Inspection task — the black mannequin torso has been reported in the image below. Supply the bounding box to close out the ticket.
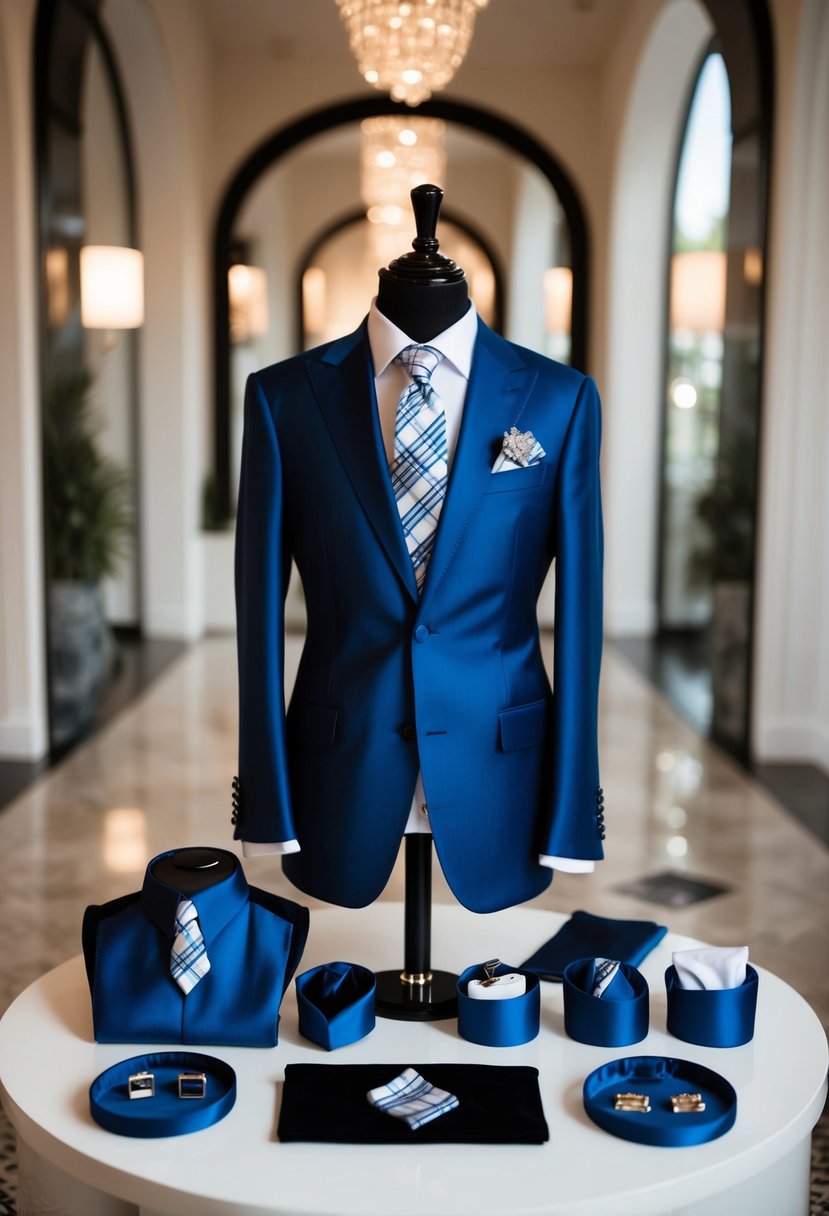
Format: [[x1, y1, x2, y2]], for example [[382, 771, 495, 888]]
[[375, 183, 469, 344]]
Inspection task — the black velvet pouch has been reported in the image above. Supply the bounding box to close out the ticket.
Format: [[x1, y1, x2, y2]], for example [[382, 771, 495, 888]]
[[277, 1063, 549, 1144]]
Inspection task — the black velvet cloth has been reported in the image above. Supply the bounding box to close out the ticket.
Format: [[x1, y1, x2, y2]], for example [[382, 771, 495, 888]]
[[277, 1063, 549, 1144]]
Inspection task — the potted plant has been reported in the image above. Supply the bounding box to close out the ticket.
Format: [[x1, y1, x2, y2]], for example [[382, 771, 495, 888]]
[[43, 370, 132, 745], [688, 429, 757, 749]]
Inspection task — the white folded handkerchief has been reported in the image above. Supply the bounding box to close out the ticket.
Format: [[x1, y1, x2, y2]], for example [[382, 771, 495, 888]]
[[492, 440, 546, 474], [367, 1067, 459, 1131], [673, 946, 749, 991]]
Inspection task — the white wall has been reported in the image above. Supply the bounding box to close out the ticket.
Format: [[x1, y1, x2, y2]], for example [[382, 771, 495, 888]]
[[0, 0, 48, 759], [753, 0, 829, 769], [103, 0, 212, 640], [602, 0, 714, 637]]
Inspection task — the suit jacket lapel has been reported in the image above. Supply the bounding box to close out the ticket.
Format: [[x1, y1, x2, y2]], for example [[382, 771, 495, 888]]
[[306, 323, 420, 603], [421, 319, 538, 604]]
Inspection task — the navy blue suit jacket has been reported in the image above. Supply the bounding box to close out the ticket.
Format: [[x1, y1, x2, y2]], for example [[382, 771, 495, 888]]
[[234, 318, 604, 914]]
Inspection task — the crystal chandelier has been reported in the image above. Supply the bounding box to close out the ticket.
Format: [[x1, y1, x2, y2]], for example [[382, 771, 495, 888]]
[[336, 0, 489, 106], [361, 116, 447, 222]]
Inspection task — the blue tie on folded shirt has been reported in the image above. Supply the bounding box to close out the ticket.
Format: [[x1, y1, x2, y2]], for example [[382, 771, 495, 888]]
[[521, 911, 668, 981]]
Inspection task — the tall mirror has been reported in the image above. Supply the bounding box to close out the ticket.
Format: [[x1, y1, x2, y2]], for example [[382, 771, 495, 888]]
[[36, 0, 141, 750]]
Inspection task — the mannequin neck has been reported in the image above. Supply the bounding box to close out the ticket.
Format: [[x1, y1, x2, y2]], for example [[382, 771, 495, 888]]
[[375, 277, 470, 344]]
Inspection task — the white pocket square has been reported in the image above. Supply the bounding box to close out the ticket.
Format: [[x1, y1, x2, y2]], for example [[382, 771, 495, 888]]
[[492, 427, 546, 473]]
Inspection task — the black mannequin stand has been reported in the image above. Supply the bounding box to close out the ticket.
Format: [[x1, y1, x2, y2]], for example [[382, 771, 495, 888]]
[[374, 185, 464, 1021], [374, 836, 458, 1021]]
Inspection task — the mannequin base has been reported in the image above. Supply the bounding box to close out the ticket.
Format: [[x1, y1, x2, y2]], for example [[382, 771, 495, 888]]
[[374, 968, 458, 1021]]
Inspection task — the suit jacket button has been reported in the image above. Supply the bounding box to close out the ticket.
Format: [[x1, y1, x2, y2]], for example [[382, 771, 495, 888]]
[[414, 625, 430, 644], [399, 724, 417, 742]]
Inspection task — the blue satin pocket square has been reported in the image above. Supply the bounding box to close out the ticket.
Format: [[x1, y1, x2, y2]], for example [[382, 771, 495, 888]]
[[296, 961, 376, 1051], [521, 910, 668, 981]]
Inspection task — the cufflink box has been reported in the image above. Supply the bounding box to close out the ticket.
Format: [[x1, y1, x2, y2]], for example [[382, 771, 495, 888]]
[[563, 959, 649, 1047], [456, 961, 540, 1047], [665, 963, 759, 1048]]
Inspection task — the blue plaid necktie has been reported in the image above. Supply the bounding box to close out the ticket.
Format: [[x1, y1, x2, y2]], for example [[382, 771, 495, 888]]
[[170, 898, 211, 994], [391, 344, 447, 592]]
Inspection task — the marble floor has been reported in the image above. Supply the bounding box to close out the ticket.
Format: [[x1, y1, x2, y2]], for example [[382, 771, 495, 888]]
[[0, 634, 826, 1027]]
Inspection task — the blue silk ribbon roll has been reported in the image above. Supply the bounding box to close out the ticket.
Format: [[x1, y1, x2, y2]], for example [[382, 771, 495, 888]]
[[295, 961, 376, 1050], [456, 962, 540, 1047], [89, 1051, 236, 1138], [583, 1055, 737, 1147], [563, 959, 649, 1046], [665, 964, 759, 1047]]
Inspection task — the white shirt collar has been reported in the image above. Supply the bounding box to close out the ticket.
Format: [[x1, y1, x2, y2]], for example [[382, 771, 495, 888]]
[[367, 297, 478, 380]]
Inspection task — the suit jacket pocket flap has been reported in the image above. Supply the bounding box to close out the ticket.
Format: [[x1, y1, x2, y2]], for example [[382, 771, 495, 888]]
[[499, 699, 548, 752], [295, 700, 339, 747]]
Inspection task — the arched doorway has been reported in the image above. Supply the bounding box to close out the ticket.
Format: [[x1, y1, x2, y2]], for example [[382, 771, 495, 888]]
[[606, 0, 773, 763], [34, 0, 142, 748]]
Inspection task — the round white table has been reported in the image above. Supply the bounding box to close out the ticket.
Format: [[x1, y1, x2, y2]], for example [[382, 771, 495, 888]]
[[1, 904, 826, 1216]]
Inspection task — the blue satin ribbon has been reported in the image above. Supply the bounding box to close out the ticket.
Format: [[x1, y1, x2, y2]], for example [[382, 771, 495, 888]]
[[89, 1051, 236, 1138], [456, 962, 540, 1047], [665, 964, 759, 1048], [295, 961, 376, 1050], [563, 959, 649, 1046], [583, 1055, 737, 1147]]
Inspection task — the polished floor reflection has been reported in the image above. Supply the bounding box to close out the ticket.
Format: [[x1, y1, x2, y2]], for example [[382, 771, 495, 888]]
[[0, 636, 826, 1031]]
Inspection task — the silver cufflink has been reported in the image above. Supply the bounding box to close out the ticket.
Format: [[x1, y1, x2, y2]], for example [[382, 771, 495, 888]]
[[128, 1071, 155, 1100], [178, 1071, 207, 1099]]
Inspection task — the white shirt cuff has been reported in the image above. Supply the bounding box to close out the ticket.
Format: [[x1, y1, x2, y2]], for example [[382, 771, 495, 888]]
[[241, 839, 301, 858], [539, 854, 596, 873]]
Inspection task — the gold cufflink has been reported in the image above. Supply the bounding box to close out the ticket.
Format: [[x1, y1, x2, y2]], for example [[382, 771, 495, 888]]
[[671, 1092, 706, 1113], [613, 1092, 651, 1113], [128, 1071, 155, 1100], [178, 1071, 207, 1099]]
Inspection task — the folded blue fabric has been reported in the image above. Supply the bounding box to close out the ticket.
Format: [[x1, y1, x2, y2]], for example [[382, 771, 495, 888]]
[[521, 911, 668, 981], [563, 959, 649, 1046], [295, 961, 376, 1050]]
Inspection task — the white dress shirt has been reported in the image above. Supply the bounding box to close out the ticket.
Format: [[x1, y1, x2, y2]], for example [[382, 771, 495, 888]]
[[243, 300, 594, 874]]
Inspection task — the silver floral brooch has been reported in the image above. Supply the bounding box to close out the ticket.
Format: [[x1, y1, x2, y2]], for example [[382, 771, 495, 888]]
[[501, 427, 538, 467]]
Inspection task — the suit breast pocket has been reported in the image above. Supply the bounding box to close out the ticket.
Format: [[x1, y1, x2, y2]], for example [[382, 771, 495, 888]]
[[485, 463, 547, 494]]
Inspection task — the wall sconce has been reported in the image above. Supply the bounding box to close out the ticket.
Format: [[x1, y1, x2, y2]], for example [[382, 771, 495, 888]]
[[45, 246, 71, 329], [302, 267, 327, 339], [543, 267, 572, 335], [228, 263, 269, 344], [80, 245, 145, 333], [670, 251, 726, 334]]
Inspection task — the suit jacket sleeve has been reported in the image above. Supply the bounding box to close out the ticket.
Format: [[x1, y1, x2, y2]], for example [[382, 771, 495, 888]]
[[542, 373, 604, 860], [234, 372, 297, 845]]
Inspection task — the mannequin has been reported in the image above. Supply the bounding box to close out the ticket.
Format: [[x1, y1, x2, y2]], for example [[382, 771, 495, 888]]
[[375, 183, 469, 341], [370, 184, 470, 1019]]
